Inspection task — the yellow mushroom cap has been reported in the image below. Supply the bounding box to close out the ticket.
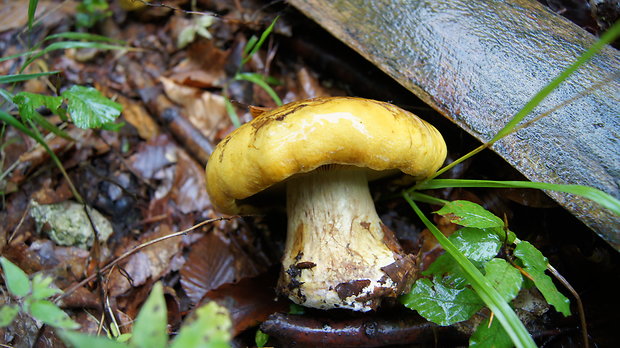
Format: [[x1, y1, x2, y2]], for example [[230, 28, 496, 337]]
[[205, 96, 447, 214]]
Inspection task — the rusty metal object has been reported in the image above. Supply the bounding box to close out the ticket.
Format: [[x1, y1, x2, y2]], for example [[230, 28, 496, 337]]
[[287, 0, 620, 250]]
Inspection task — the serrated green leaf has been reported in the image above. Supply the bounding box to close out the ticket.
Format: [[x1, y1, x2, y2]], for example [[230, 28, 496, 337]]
[[0, 304, 19, 327], [13, 92, 63, 121], [255, 329, 269, 347], [514, 242, 570, 316], [484, 258, 523, 302], [470, 317, 513, 348], [131, 282, 167, 348], [0, 257, 31, 297], [29, 300, 80, 329], [450, 227, 502, 262], [62, 85, 122, 129], [171, 301, 232, 348], [60, 330, 130, 348], [400, 278, 483, 326], [12, 92, 72, 140], [31, 274, 62, 300], [404, 195, 536, 348], [435, 200, 504, 229]]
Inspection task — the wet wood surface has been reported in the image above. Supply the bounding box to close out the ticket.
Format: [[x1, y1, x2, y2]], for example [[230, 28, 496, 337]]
[[288, 0, 620, 250]]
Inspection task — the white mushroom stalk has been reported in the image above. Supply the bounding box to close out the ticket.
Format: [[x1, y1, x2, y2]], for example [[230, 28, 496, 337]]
[[279, 166, 415, 311]]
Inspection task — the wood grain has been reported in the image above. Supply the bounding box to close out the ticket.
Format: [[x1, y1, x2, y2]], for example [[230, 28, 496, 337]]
[[288, 0, 620, 249]]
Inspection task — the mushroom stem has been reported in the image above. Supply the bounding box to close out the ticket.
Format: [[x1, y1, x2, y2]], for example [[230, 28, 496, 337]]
[[279, 166, 415, 311]]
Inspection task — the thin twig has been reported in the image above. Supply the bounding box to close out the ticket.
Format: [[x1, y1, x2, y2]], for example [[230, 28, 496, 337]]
[[56, 216, 235, 301], [547, 264, 588, 348]]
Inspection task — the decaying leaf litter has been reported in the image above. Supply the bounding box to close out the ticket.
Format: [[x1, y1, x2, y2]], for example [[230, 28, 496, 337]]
[[0, 0, 619, 347]]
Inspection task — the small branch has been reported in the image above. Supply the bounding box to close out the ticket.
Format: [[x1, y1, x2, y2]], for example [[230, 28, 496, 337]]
[[547, 264, 589, 348], [56, 216, 235, 301]]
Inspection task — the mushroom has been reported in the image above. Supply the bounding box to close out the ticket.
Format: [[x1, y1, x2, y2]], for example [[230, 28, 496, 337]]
[[206, 97, 447, 311]]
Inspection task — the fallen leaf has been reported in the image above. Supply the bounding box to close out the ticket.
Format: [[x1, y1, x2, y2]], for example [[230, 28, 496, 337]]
[[180, 229, 268, 304], [160, 77, 229, 140], [108, 224, 182, 296]]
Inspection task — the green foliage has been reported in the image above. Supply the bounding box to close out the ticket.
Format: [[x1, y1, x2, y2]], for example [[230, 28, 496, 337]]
[[435, 201, 504, 229], [401, 277, 483, 326], [514, 242, 571, 316], [178, 14, 216, 49], [470, 317, 512, 348], [255, 329, 269, 347], [131, 283, 168, 348], [0, 257, 80, 329], [76, 0, 112, 28], [0, 257, 31, 297], [402, 22, 620, 348], [59, 283, 233, 348], [224, 17, 282, 126], [62, 85, 123, 129], [170, 301, 232, 348]]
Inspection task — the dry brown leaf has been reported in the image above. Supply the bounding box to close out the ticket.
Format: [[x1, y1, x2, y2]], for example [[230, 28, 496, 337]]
[[168, 38, 230, 88], [108, 224, 182, 296], [180, 230, 267, 304], [160, 77, 229, 140], [116, 95, 160, 140], [169, 149, 211, 214]]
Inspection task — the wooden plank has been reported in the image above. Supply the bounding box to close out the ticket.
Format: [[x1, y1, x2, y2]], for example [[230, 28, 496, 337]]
[[288, 0, 620, 249]]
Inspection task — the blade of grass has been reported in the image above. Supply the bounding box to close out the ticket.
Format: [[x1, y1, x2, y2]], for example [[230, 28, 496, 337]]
[[426, 21, 620, 181], [0, 72, 60, 84], [406, 191, 449, 205], [241, 17, 279, 65], [403, 194, 536, 348], [28, 0, 39, 30], [224, 99, 241, 128], [44, 32, 126, 44], [414, 179, 620, 216], [0, 110, 38, 139], [491, 20, 620, 143], [235, 73, 283, 106], [20, 41, 135, 72]]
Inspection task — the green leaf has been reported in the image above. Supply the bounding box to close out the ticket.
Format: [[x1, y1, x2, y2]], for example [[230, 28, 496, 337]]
[[470, 317, 513, 348], [62, 85, 122, 129], [423, 253, 469, 288], [29, 300, 80, 329], [400, 278, 483, 326], [514, 242, 570, 316], [60, 330, 130, 348], [131, 282, 167, 348], [171, 301, 232, 348], [435, 200, 504, 229], [417, 179, 620, 217], [0, 257, 31, 297], [13, 92, 63, 120], [403, 195, 536, 348], [484, 258, 523, 302], [449, 227, 502, 262], [255, 329, 269, 347], [31, 274, 62, 300], [13, 92, 72, 140], [0, 304, 19, 327], [0, 71, 60, 84]]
